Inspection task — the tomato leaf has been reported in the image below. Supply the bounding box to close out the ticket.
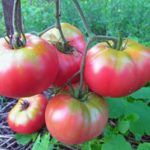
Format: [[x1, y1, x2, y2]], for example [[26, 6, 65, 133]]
[[128, 87, 150, 101], [125, 101, 150, 137], [32, 132, 58, 150], [117, 113, 139, 134], [137, 143, 150, 150], [106, 97, 150, 137], [117, 120, 130, 134], [104, 125, 116, 137], [15, 133, 38, 146], [102, 134, 132, 150], [32, 133, 50, 150], [106, 97, 126, 118], [80, 139, 102, 150]]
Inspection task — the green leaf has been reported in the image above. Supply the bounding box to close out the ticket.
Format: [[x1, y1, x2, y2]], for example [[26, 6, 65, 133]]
[[31, 134, 41, 150], [15, 133, 38, 146], [128, 87, 150, 101], [32, 133, 51, 150], [125, 101, 150, 136], [137, 143, 150, 150], [106, 97, 126, 118], [106, 97, 150, 137], [80, 139, 102, 150], [104, 125, 116, 137], [118, 120, 130, 134], [117, 113, 139, 134], [124, 113, 139, 122], [102, 134, 132, 150]]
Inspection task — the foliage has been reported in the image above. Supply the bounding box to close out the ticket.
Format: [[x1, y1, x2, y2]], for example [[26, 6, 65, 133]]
[[0, 0, 150, 46], [0, 0, 150, 149], [15, 133, 38, 146], [15, 86, 150, 150]]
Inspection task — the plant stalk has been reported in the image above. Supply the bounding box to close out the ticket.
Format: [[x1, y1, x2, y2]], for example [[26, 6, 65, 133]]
[[2, 0, 14, 38], [12, 0, 26, 48], [72, 0, 93, 38], [55, 0, 67, 49]]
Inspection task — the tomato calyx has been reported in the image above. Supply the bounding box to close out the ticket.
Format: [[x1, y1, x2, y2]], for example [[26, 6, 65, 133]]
[[3, 0, 26, 50], [21, 100, 30, 110], [11, 0, 26, 49], [6, 32, 26, 49], [106, 35, 128, 51], [52, 41, 77, 54], [69, 86, 89, 102]]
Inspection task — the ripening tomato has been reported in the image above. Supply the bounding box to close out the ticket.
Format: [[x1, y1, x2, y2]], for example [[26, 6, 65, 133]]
[[8, 94, 48, 134], [41, 23, 86, 86], [84, 39, 150, 97], [0, 34, 58, 98], [45, 93, 108, 144]]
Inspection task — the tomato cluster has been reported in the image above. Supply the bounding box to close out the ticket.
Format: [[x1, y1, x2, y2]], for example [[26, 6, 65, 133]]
[[2, 23, 150, 145]]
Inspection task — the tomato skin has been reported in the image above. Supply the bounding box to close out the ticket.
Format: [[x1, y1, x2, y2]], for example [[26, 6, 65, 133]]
[[84, 39, 150, 97], [41, 23, 86, 86], [45, 93, 108, 144], [7, 94, 48, 134], [0, 34, 58, 98]]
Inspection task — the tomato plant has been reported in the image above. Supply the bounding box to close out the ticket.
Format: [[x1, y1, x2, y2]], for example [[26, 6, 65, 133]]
[[8, 94, 48, 134], [0, 34, 58, 98], [45, 93, 108, 144], [41, 23, 86, 86], [84, 39, 150, 97]]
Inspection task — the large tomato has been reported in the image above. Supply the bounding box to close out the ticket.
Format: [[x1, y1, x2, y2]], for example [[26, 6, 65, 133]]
[[8, 94, 48, 134], [45, 93, 108, 144], [0, 34, 58, 98], [41, 23, 86, 86], [84, 39, 150, 97]]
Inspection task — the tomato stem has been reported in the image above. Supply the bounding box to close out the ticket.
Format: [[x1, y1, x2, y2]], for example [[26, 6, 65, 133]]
[[21, 100, 30, 110], [2, 0, 26, 49], [55, 0, 67, 51], [67, 82, 75, 96], [12, 0, 26, 49], [65, 71, 80, 86], [72, 0, 93, 38], [115, 33, 124, 50]]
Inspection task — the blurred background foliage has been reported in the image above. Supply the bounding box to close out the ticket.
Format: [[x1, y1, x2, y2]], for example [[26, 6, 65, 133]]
[[0, 0, 150, 46]]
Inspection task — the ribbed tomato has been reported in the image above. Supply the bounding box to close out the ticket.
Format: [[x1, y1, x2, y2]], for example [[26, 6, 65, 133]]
[[0, 34, 58, 98], [84, 39, 150, 97], [45, 93, 108, 144], [8, 94, 48, 134], [41, 23, 86, 86]]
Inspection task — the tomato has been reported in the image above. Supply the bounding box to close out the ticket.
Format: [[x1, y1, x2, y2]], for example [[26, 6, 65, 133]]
[[84, 39, 150, 97], [0, 34, 58, 98], [45, 93, 108, 144], [41, 23, 86, 86], [7, 94, 48, 134]]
